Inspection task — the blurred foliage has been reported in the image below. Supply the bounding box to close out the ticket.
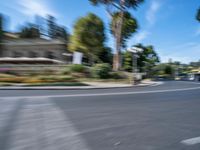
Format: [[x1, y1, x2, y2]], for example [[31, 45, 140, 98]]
[[197, 7, 200, 22], [123, 51, 133, 72], [47, 15, 69, 41], [0, 75, 77, 83], [123, 44, 159, 78], [0, 73, 16, 78], [19, 24, 40, 38], [0, 14, 3, 41], [109, 71, 127, 79], [89, 0, 144, 9], [0, 77, 27, 83], [96, 47, 113, 64], [62, 68, 71, 75], [69, 13, 106, 65], [89, 0, 144, 71], [92, 63, 111, 79], [69, 64, 86, 73], [0, 14, 4, 55], [190, 60, 200, 67], [111, 11, 138, 48], [164, 65, 174, 75]]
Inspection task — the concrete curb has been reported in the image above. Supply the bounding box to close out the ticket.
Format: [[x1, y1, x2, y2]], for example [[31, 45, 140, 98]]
[[0, 81, 163, 90]]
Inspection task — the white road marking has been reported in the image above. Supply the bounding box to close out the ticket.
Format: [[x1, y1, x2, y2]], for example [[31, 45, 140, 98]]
[[2, 86, 200, 99], [181, 136, 200, 146], [178, 81, 200, 85], [150, 82, 164, 87], [8, 97, 90, 150]]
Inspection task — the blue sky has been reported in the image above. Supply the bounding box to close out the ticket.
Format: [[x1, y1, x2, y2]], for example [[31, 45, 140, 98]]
[[0, 0, 200, 63]]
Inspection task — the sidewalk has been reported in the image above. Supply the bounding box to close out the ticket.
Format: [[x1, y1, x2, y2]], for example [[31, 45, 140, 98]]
[[0, 81, 162, 90]]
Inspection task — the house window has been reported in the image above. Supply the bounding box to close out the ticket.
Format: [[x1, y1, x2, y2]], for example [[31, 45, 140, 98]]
[[29, 51, 37, 58], [45, 51, 55, 59], [13, 51, 22, 58]]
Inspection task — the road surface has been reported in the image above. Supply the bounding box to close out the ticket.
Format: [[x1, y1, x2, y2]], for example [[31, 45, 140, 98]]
[[0, 81, 200, 150]]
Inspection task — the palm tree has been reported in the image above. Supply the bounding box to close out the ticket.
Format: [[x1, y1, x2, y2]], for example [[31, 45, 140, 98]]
[[89, 0, 144, 71]]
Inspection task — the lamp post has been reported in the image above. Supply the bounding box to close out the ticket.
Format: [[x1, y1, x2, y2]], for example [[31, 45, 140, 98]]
[[127, 47, 143, 85]]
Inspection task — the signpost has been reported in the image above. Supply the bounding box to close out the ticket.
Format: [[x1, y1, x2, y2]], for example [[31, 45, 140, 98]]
[[127, 47, 143, 85]]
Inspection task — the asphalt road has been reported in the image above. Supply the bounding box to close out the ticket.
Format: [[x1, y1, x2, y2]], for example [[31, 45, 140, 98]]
[[0, 81, 200, 150]]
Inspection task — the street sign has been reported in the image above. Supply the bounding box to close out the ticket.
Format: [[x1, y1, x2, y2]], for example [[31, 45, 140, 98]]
[[127, 47, 143, 53]]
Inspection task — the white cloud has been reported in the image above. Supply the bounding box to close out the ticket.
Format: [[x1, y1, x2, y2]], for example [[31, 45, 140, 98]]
[[146, 0, 161, 25], [134, 31, 150, 43], [18, 0, 56, 17]]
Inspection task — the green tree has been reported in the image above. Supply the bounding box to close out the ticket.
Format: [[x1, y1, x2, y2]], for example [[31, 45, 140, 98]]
[[47, 15, 69, 41], [136, 44, 160, 77], [55, 26, 69, 41], [0, 14, 3, 41], [47, 15, 57, 39], [97, 47, 113, 64], [153, 63, 175, 79], [69, 13, 106, 65], [197, 8, 200, 22], [0, 14, 4, 56], [123, 44, 159, 77], [123, 51, 133, 72], [89, 0, 144, 71], [111, 11, 138, 48], [19, 24, 40, 38], [164, 65, 174, 76]]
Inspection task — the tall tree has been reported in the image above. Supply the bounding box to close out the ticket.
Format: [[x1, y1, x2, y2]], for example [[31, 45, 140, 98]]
[[197, 8, 200, 22], [54, 26, 69, 41], [69, 13, 106, 65], [136, 44, 160, 77], [19, 24, 40, 38], [34, 15, 47, 37], [47, 15, 69, 41], [0, 14, 3, 41], [89, 0, 144, 71], [0, 14, 4, 57], [47, 15, 57, 39], [123, 51, 133, 72], [111, 11, 138, 48], [123, 44, 159, 77]]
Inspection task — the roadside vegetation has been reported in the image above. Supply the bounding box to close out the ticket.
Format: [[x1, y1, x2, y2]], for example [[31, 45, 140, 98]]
[[0, 59, 199, 86], [0, 2, 199, 86], [0, 64, 132, 86]]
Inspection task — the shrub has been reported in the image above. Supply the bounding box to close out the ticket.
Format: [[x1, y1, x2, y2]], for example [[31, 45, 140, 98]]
[[70, 64, 86, 73], [23, 78, 44, 83], [0, 77, 27, 83], [0, 73, 16, 78], [62, 68, 70, 75], [92, 63, 111, 79], [23, 76, 77, 83], [109, 71, 127, 79]]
